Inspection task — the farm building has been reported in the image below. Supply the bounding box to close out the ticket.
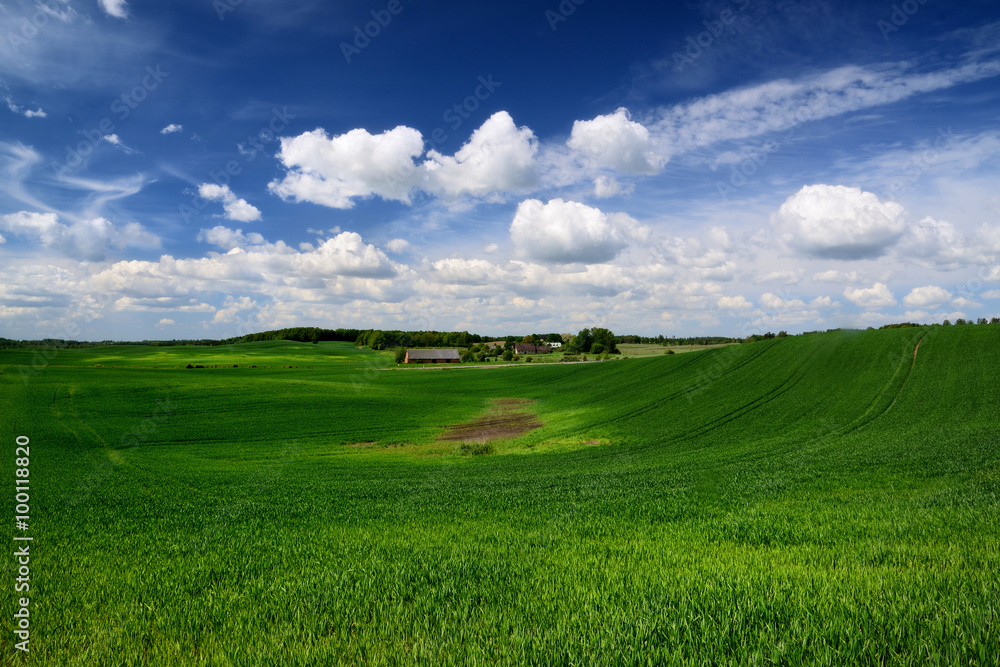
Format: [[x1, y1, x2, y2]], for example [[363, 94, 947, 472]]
[[404, 349, 461, 364], [549, 341, 563, 348], [514, 343, 552, 354]]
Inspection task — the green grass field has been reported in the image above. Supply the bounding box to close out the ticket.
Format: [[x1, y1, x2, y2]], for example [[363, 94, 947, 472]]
[[2, 326, 999, 665]]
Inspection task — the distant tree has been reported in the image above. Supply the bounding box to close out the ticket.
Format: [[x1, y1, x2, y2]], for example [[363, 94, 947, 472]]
[[394, 347, 406, 364], [777, 331, 788, 338], [591, 342, 605, 355], [955, 318, 967, 325], [568, 328, 593, 353], [992, 317, 1000, 324], [522, 335, 533, 344], [942, 319, 952, 326], [502, 349, 513, 362], [546, 333, 563, 343], [367, 330, 388, 350], [590, 328, 618, 354]]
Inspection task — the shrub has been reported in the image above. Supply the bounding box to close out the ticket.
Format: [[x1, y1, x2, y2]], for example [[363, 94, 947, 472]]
[[525, 356, 533, 363], [665, 349, 675, 354], [459, 442, 494, 456]]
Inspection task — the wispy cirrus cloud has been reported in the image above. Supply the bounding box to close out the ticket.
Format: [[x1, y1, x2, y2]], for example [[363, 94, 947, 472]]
[[648, 60, 1000, 157], [5, 96, 46, 118]]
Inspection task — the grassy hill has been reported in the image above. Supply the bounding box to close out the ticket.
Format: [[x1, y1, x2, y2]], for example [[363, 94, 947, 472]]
[[1, 326, 998, 664]]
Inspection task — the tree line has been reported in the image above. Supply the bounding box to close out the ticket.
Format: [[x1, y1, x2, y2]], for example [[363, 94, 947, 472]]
[[3, 317, 998, 350]]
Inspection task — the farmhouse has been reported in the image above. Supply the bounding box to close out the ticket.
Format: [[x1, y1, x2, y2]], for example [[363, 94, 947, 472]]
[[514, 343, 552, 354], [404, 349, 461, 364]]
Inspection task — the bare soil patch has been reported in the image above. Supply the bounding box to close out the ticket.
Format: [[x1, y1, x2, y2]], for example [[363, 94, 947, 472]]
[[438, 398, 542, 443]]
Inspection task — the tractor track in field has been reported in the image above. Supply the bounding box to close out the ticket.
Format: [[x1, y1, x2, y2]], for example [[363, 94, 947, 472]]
[[821, 328, 929, 441], [568, 341, 781, 439], [552, 352, 713, 438], [664, 339, 831, 447], [873, 330, 927, 418]]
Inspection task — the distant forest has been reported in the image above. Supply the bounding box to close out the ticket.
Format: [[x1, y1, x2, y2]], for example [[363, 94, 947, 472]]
[[2, 318, 994, 349]]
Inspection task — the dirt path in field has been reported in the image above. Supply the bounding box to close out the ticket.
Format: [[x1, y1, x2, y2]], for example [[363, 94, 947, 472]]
[[437, 398, 542, 443]]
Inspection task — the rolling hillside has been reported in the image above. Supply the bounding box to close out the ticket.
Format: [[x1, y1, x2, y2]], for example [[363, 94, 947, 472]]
[[1, 326, 998, 664]]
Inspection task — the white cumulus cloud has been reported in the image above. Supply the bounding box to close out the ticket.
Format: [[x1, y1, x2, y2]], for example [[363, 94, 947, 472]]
[[813, 269, 864, 283], [772, 184, 905, 259], [197, 226, 265, 251], [269, 125, 424, 208], [422, 111, 538, 199], [844, 282, 897, 308], [198, 184, 262, 222], [160, 124, 183, 134], [567, 107, 665, 175], [270, 112, 538, 208], [760, 292, 807, 310], [385, 238, 410, 253], [903, 285, 952, 308], [897, 217, 1000, 270], [509, 198, 648, 264], [299, 232, 397, 278], [717, 295, 753, 311], [99, 0, 128, 18], [593, 175, 632, 198], [0, 211, 159, 261]]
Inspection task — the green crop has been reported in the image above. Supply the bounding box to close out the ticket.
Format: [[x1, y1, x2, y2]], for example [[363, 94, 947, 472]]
[[1, 327, 997, 664]]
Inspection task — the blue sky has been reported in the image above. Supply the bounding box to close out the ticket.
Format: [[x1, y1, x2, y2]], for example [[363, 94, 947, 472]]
[[1, 0, 999, 340]]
